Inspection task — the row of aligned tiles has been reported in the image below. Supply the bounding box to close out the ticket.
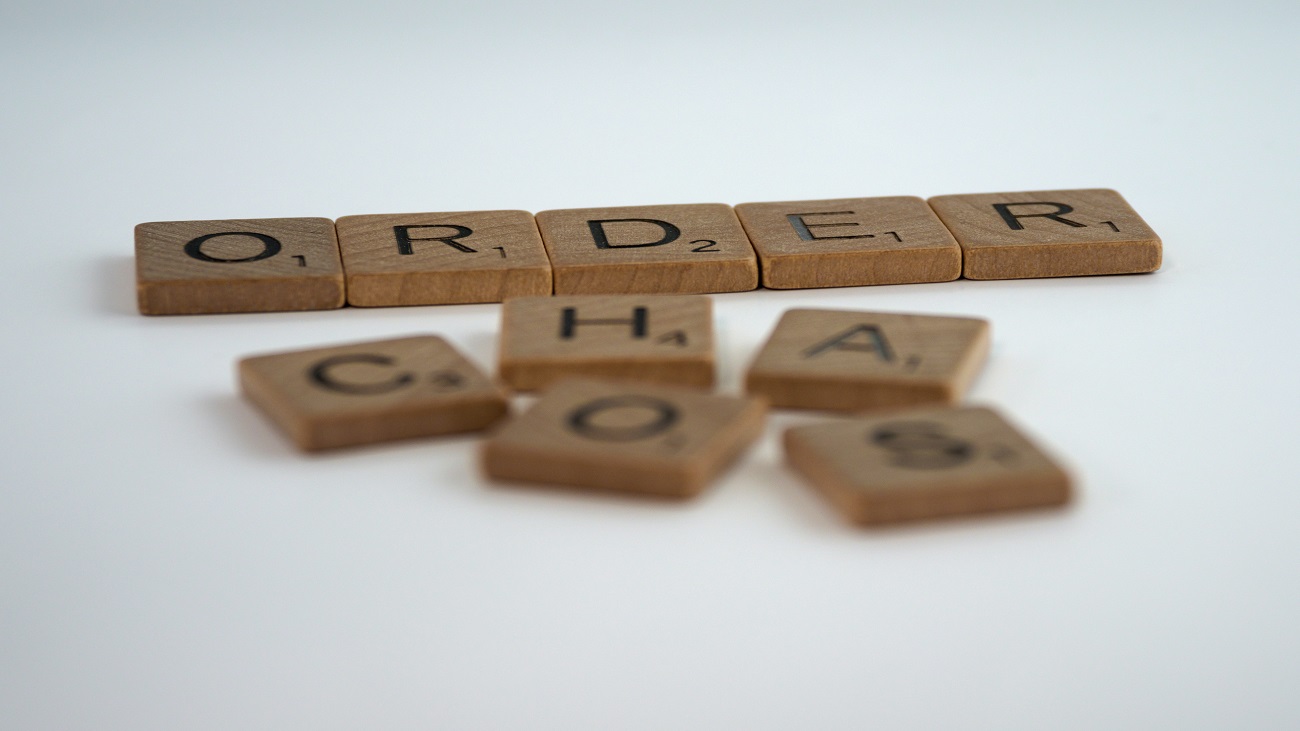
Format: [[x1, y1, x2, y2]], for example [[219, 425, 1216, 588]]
[[135, 189, 1161, 315]]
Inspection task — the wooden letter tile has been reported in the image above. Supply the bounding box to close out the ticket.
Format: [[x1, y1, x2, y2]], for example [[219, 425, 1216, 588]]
[[498, 295, 713, 391], [746, 309, 989, 412], [335, 210, 552, 306], [927, 188, 1161, 279], [535, 203, 758, 295], [784, 406, 1071, 525], [734, 196, 961, 289], [239, 335, 507, 451], [481, 379, 766, 497], [135, 217, 345, 315]]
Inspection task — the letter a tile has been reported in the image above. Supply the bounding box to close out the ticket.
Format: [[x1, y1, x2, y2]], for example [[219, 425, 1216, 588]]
[[335, 210, 552, 306], [239, 335, 508, 451], [734, 196, 961, 289], [746, 309, 989, 412], [784, 406, 1071, 525], [927, 188, 1161, 279], [135, 217, 345, 315], [534, 203, 758, 295], [481, 379, 767, 497], [498, 294, 714, 391]]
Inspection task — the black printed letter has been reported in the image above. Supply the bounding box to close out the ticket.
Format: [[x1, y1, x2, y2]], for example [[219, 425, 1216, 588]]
[[560, 306, 649, 339], [803, 324, 894, 361], [393, 224, 476, 254], [308, 354, 415, 395], [786, 212, 874, 241], [566, 395, 680, 441], [184, 232, 281, 263], [992, 202, 1086, 230], [588, 219, 681, 249]]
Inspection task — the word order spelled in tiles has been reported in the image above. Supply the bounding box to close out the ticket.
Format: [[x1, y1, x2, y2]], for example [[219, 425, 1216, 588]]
[[334, 210, 552, 306], [734, 196, 961, 289], [927, 188, 1161, 279], [135, 218, 345, 315], [746, 309, 989, 412], [498, 295, 713, 391], [535, 203, 758, 295], [785, 406, 1071, 525], [239, 335, 507, 451], [482, 379, 766, 497]]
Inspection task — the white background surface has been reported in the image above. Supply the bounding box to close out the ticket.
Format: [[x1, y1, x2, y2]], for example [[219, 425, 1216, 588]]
[[3, 1, 1299, 728]]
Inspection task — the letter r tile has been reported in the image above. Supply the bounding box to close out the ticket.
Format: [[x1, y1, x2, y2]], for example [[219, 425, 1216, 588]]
[[927, 188, 1162, 279], [746, 309, 989, 412], [335, 210, 552, 306], [534, 203, 758, 295], [239, 335, 508, 451]]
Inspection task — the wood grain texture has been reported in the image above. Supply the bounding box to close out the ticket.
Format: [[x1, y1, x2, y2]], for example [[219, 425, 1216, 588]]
[[499, 295, 714, 391], [239, 335, 508, 451], [535, 203, 758, 295], [135, 217, 345, 315], [784, 406, 1071, 525], [927, 188, 1161, 279], [734, 196, 961, 289], [335, 210, 551, 306], [481, 378, 766, 497], [746, 309, 989, 412]]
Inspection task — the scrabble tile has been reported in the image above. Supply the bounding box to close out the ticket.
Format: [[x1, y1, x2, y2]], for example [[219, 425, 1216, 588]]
[[784, 406, 1071, 525], [734, 196, 961, 289], [135, 217, 345, 315], [746, 309, 989, 412], [535, 203, 758, 295], [927, 188, 1161, 279], [334, 210, 552, 306], [239, 335, 507, 451], [499, 295, 714, 391], [481, 378, 766, 497]]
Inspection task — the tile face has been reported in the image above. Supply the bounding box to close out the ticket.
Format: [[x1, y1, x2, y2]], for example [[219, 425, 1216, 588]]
[[927, 188, 1161, 279], [481, 379, 766, 497], [746, 309, 989, 412], [499, 295, 714, 391], [535, 203, 758, 295], [734, 196, 961, 289], [784, 406, 1071, 525], [239, 335, 508, 451], [135, 217, 345, 315], [335, 210, 552, 306]]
